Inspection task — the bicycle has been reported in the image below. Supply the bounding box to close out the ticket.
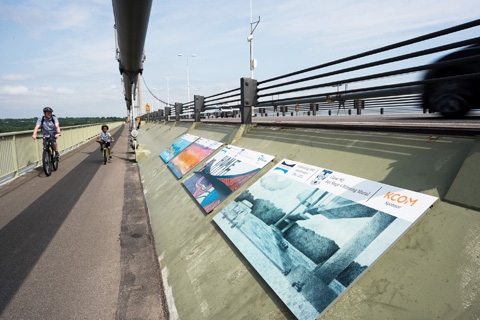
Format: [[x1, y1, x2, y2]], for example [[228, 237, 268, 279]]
[[42, 136, 59, 176], [101, 140, 109, 165]]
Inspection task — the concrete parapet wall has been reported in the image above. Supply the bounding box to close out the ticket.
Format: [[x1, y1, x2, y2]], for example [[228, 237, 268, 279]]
[[445, 136, 480, 210], [137, 122, 480, 320]]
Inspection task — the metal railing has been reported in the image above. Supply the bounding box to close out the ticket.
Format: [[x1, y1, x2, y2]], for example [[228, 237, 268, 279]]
[[141, 19, 480, 123], [0, 122, 123, 185]]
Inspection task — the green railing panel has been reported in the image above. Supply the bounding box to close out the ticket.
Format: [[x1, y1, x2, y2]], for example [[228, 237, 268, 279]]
[[0, 122, 123, 185]]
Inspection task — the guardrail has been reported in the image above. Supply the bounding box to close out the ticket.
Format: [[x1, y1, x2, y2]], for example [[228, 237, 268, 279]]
[[142, 19, 480, 122], [0, 122, 123, 185]]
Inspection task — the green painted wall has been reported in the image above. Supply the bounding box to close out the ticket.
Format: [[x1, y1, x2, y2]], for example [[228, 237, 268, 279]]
[[136, 122, 480, 320]]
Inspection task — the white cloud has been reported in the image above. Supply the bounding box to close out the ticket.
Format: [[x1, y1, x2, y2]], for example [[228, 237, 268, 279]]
[[260, 174, 291, 191], [47, 3, 95, 31], [2, 74, 34, 81], [38, 86, 54, 92], [4, 1, 103, 31], [6, 5, 45, 26], [0, 85, 29, 95], [57, 88, 75, 94]]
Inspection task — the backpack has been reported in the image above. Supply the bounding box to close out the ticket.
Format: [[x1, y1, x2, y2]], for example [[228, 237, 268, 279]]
[[41, 115, 57, 127]]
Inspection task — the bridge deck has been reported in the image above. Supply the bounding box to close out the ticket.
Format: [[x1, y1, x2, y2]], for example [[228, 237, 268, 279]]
[[0, 125, 167, 319]]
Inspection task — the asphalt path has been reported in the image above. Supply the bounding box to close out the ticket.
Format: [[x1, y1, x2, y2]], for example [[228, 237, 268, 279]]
[[0, 125, 168, 320]]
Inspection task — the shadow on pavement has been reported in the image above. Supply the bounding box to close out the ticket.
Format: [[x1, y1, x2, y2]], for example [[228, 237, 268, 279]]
[[0, 127, 123, 315]]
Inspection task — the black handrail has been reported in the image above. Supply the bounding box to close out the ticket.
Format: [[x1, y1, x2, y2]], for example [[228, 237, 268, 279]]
[[258, 19, 480, 85]]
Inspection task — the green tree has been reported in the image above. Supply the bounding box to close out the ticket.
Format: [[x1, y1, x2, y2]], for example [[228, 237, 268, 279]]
[[250, 199, 285, 225], [284, 224, 340, 265], [236, 190, 255, 204], [0, 117, 126, 134]]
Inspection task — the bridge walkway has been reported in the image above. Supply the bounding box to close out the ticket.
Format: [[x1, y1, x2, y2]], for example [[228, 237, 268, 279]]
[[0, 125, 168, 320]]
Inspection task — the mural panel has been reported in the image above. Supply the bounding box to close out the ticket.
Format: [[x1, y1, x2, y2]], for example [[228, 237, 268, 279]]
[[159, 134, 198, 163], [183, 145, 274, 213], [167, 138, 223, 179], [213, 159, 438, 319]]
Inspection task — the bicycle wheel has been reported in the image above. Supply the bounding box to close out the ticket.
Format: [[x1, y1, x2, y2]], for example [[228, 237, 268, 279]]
[[52, 149, 59, 171], [43, 148, 52, 176], [103, 148, 107, 165]]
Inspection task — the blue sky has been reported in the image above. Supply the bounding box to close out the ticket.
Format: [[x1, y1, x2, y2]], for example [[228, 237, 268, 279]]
[[0, 0, 479, 119]]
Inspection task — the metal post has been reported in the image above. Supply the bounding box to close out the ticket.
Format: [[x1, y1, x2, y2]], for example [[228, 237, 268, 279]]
[[354, 99, 364, 115], [11, 135, 19, 177], [187, 58, 190, 102], [248, 0, 260, 79], [194, 95, 204, 122], [131, 84, 135, 131], [174, 103, 182, 121], [138, 77, 142, 116], [178, 55, 196, 102], [240, 77, 257, 124], [249, 0, 254, 79], [165, 107, 171, 121], [162, 76, 172, 108], [34, 133, 40, 164]]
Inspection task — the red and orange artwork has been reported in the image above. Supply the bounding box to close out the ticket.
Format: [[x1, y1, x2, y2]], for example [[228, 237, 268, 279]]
[[168, 140, 222, 178]]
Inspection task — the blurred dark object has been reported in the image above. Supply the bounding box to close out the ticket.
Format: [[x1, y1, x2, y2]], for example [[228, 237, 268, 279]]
[[422, 43, 480, 117]]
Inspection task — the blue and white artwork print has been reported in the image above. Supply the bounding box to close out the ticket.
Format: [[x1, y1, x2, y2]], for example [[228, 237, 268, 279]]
[[159, 134, 198, 163], [214, 159, 437, 319]]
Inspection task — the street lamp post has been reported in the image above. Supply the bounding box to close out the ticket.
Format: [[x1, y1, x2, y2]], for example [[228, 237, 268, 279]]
[[153, 88, 161, 111], [248, 0, 260, 79], [178, 54, 196, 103], [162, 76, 173, 108]]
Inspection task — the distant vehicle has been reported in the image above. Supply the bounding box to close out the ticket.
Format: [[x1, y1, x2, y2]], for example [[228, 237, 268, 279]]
[[218, 106, 234, 118], [200, 105, 237, 118], [422, 43, 480, 117]]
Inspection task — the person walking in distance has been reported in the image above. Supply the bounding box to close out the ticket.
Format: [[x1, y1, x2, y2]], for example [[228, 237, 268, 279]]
[[32, 107, 61, 158]]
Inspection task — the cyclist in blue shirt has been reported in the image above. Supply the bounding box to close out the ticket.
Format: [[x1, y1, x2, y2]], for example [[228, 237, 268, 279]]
[[32, 107, 61, 158], [96, 124, 114, 160]]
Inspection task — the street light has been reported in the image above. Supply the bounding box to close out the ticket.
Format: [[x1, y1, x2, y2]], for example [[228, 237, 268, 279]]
[[178, 54, 196, 103], [151, 88, 162, 110], [248, 0, 260, 78], [162, 76, 173, 108]]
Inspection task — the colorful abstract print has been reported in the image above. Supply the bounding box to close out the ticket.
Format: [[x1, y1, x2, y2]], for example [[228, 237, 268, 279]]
[[184, 158, 260, 213], [167, 140, 221, 179], [159, 135, 198, 163]]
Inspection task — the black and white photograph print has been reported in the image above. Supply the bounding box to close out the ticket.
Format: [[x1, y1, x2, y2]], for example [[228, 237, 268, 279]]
[[213, 168, 414, 320]]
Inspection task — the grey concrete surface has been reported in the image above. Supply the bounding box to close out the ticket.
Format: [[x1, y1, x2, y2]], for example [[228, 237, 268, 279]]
[[136, 121, 480, 320], [0, 124, 167, 320], [445, 136, 480, 210]]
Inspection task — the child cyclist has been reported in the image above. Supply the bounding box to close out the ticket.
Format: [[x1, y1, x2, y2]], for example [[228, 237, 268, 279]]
[[96, 124, 114, 160]]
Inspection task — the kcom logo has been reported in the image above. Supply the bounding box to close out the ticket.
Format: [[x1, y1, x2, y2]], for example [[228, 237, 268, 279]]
[[384, 192, 418, 206]]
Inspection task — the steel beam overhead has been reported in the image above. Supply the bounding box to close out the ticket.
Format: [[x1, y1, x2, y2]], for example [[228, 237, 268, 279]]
[[112, 0, 153, 110]]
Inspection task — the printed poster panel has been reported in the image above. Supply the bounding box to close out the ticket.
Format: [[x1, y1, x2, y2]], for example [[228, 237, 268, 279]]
[[159, 134, 198, 163], [183, 145, 275, 213], [213, 159, 438, 320], [167, 138, 223, 179]]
